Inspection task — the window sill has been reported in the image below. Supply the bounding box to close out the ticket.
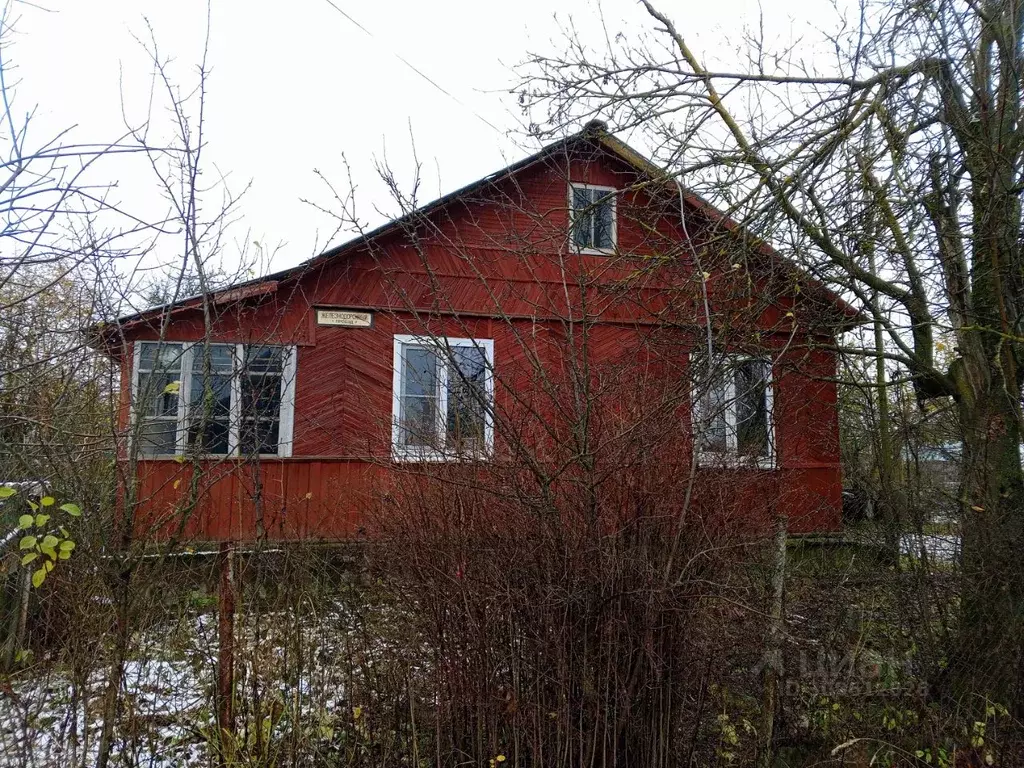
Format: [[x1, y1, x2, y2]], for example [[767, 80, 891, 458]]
[[136, 453, 288, 461], [697, 453, 777, 471], [573, 246, 616, 256], [391, 447, 492, 464]]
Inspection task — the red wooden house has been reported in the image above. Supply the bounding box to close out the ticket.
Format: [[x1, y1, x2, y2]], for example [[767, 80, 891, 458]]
[[99, 121, 858, 543]]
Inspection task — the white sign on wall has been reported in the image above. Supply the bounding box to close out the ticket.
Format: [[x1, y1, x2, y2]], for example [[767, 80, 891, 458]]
[[316, 309, 373, 328]]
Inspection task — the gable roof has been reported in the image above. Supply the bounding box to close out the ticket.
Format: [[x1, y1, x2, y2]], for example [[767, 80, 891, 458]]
[[96, 121, 861, 341]]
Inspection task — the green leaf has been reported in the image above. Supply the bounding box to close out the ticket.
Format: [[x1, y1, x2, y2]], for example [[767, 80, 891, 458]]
[[40, 496, 54, 507], [40, 535, 59, 560], [21, 552, 38, 565], [0, 486, 16, 499], [59, 503, 81, 517], [58, 550, 72, 560], [163, 380, 181, 394], [34, 514, 50, 527], [19, 536, 36, 550], [44, 559, 55, 572], [27, 500, 38, 511], [18, 514, 34, 530], [59, 540, 75, 552], [31, 568, 46, 588]]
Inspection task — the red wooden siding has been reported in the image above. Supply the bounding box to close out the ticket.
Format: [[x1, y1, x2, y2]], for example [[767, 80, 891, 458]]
[[115, 140, 845, 543], [132, 459, 379, 541]]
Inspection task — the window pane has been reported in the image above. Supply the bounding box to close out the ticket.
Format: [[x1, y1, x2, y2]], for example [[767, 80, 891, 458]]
[[190, 344, 233, 373], [137, 373, 179, 417], [572, 187, 594, 249], [189, 373, 232, 419], [698, 379, 729, 453], [243, 374, 281, 418], [402, 346, 437, 398], [188, 418, 230, 455], [400, 395, 437, 447], [245, 346, 283, 373], [593, 194, 614, 249], [139, 342, 183, 371], [240, 419, 280, 455], [187, 348, 232, 455], [139, 419, 177, 455], [446, 346, 487, 449], [185, 345, 233, 455], [736, 361, 769, 457]]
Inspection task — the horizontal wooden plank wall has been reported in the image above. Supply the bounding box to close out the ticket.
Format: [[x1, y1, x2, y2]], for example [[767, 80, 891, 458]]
[[133, 459, 383, 542], [131, 458, 841, 542]]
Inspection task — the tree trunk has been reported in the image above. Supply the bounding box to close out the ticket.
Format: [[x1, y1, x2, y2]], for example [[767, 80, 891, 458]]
[[217, 542, 236, 762], [952, 382, 1024, 712], [95, 572, 131, 768], [949, 186, 1024, 710], [867, 237, 901, 562], [2, 567, 30, 669]]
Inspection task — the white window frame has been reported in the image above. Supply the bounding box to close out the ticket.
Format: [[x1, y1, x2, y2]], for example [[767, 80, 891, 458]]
[[392, 335, 495, 462], [569, 183, 617, 254], [131, 341, 296, 459], [692, 354, 776, 470]]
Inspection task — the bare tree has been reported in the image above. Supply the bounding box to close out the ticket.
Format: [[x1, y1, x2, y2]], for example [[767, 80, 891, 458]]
[[520, 0, 1023, 712], [0, 4, 275, 763], [0, 0, 169, 317]]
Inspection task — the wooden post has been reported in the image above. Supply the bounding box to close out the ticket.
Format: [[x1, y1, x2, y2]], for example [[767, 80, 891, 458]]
[[217, 542, 236, 756], [758, 514, 787, 768]]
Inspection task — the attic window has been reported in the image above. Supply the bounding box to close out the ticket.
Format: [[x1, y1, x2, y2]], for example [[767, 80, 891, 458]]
[[570, 184, 616, 252]]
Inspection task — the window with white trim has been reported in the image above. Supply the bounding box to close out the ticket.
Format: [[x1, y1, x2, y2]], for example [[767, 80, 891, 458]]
[[570, 183, 616, 252], [392, 335, 494, 460], [693, 356, 774, 467], [132, 341, 296, 457]]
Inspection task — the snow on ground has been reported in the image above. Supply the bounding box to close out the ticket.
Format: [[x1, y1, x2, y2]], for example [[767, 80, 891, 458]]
[[0, 595, 409, 767], [899, 533, 961, 564], [0, 613, 214, 767]]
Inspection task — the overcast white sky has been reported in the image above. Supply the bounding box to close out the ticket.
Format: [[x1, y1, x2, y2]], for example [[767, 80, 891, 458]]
[[13, 0, 839, 283]]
